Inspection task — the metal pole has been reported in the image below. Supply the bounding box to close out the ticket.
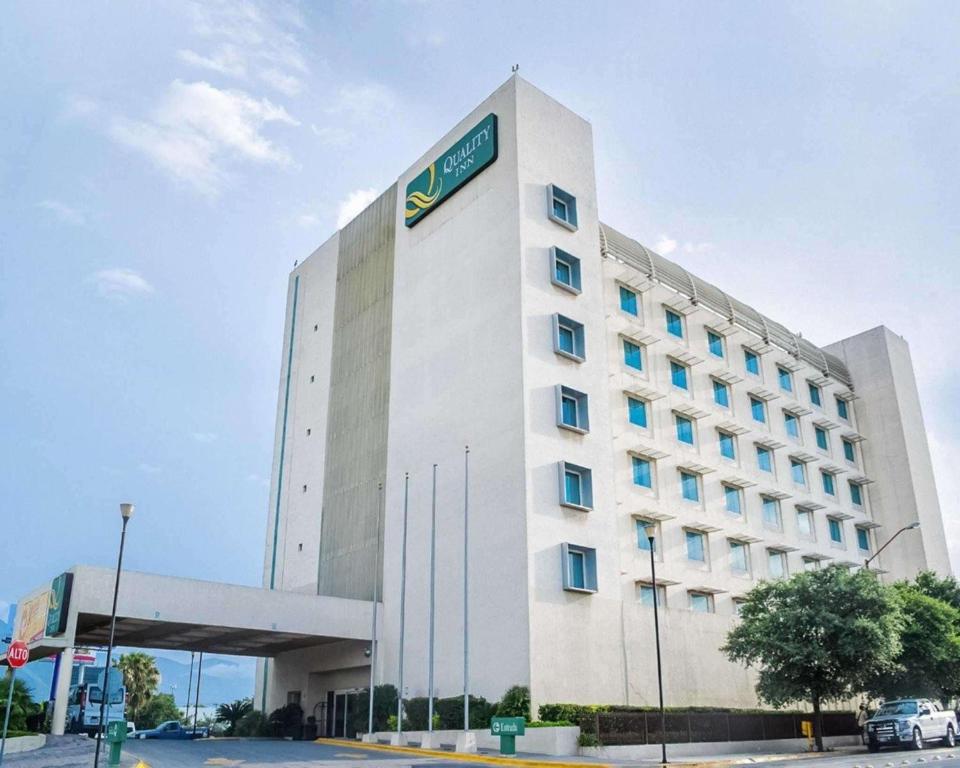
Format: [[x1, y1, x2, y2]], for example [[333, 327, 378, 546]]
[[463, 446, 470, 732], [185, 652, 195, 720], [649, 535, 667, 765], [0, 668, 17, 768], [427, 464, 437, 733], [368, 482, 383, 735], [397, 473, 409, 737], [864, 522, 919, 569], [93, 516, 129, 768], [193, 652, 203, 733]]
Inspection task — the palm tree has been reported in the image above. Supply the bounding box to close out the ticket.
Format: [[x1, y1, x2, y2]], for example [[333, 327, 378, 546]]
[[116, 652, 160, 723], [216, 698, 253, 735]]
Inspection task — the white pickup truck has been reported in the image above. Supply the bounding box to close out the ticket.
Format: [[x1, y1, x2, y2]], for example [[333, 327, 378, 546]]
[[866, 699, 958, 752]]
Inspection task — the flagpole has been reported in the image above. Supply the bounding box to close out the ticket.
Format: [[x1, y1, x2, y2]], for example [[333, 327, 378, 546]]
[[367, 481, 383, 735], [427, 464, 438, 733], [396, 473, 409, 739], [463, 446, 470, 731]]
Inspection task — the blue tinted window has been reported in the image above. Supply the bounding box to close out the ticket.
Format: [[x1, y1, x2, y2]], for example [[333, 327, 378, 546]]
[[685, 530, 705, 561], [680, 471, 699, 502], [784, 413, 799, 438], [665, 309, 683, 338], [762, 497, 780, 528], [623, 340, 643, 371], [671, 361, 688, 390], [561, 395, 578, 427], [707, 331, 723, 357], [628, 397, 647, 428], [836, 397, 849, 420], [568, 549, 585, 588], [555, 259, 570, 284], [822, 471, 835, 496], [757, 446, 773, 472], [815, 427, 828, 450], [857, 528, 870, 551], [850, 482, 863, 506], [829, 518, 843, 544], [564, 470, 582, 506], [551, 248, 581, 292], [751, 397, 766, 423], [724, 485, 742, 515], [636, 520, 653, 551], [778, 367, 792, 392], [791, 459, 806, 485], [744, 349, 760, 375], [558, 325, 575, 354], [719, 432, 736, 460], [620, 286, 638, 316], [809, 382, 822, 407], [713, 379, 729, 407], [676, 415, 694, 445], [632, 456, 652, 488], [843, 439, 855, 462]]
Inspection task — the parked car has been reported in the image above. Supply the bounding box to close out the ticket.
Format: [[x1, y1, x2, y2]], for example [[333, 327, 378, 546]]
[[135, 721, 208, 740], [866, 699, 957, 752]]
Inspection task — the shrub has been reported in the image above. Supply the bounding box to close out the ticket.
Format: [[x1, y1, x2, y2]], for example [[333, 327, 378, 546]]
[[435, 695, 495, 729], [0, 678, 37, 733], [348, 685, 398, 736], [527, 720, 574, 728], [496, 686, 530, 720], [538, 703, 610, 722], [404, 697, 429, 730], [269, 703, 303, 738], [235, 710, 271, 737], [137, 693, 181, 730], [578, 732, 601, 747]]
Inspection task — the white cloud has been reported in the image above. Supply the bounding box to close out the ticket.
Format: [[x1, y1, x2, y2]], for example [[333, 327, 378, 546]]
[[109, 80, 298, 196], [90, 268, 155, 300], [682, 241, 714, 254], [177, 45, 247, 77], [138, 463, 163, 474], [653, 234, 713, 257], [191, 431, 218, 443], [39, 199, 86, 227], [336, 188, 378, 229], [310, 124, 353, 147], [203, 662, 254, 680], [327, 83, 396, 120], [295, 212, 320, 228], [654, 235, 677, 255], [259, 68, 302, 96]]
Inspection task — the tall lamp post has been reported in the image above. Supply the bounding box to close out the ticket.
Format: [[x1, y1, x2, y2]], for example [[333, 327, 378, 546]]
[[93, 503, 133, 768], [644, 523, 668, 765], [864, 521, 920, 570]]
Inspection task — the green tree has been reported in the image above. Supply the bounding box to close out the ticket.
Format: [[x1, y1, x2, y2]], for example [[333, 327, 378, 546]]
[[496, 686, 531, 720], [914, 571, 960, 611], [117, 652, 160, 724], [869, 581, 960, 702], [349, 684, 398, 735], [0, 674, 37, 732], [722, 566, 902, 751], [216, 698, 253, 735], [137, 693, 181, 730]]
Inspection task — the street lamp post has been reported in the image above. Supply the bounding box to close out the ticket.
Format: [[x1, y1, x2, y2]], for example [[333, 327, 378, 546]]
[[644, 523, 667, 765], [864, 522, 920, 570], [93, 503, 133, 768]]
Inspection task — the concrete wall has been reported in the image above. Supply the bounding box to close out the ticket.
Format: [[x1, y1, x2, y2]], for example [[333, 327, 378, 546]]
[[826, 326, 952, 580]]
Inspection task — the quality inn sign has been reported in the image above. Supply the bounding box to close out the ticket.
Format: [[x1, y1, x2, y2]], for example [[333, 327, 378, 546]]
[[404, 113, 498, 227]]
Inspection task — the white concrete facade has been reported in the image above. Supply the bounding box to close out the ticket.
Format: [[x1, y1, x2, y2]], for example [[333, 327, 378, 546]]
[[260, 76, 950, 724]]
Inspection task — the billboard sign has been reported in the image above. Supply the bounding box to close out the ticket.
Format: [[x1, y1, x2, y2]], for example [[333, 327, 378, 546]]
[[14, 590, 50, 643], [45, 572, 73, 636]]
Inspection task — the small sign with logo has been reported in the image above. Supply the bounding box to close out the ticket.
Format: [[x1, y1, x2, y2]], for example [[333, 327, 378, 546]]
[[46, 572, 73, 637], [404, 113, 498, 227], [490, 716, 525, 755]]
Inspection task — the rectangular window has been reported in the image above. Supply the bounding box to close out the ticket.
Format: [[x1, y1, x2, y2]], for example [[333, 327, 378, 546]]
[[707, 330, 724, 357], [556, 385, 589, 432], [632, 456, 653, 489], [724, 484, 743, 515], [777, 367, 793, 392], [550, 247, 581, 293], [670, 360, 688, 390], [751, 397, 766, 423], [821, 470, 836, 496], [744, 349, 760, 376], [857, 527, 870, 552], [712, 378, 730, 408], [797, 509, 814, 538], [784, 412, 800, 439], [623, 339, 643, 371], [627, 396, 648, 428], [665, 308, 683, 338], [619, 286, 638, 316], [729, 540, 749, 573], [790, 458, 806, 485], [843, 438, 856, 463], [636, 519, 655, 551], [675, 414, 694, 445], [547, 184, 578, 230], [815, 426, 829, 451], [733, 599, 747, 616], [849, 481, 863, 507], [561, 543, 597, 592], [685, 530, 706, 562], [762, 496, 781, 529], [756, 445, 773, 472], [802, 557, 820, 572], [559, 461, 593, 509], [553, 314, 585, 361], [689, 591, 714, 613], [836, 397, 849, 420], [768, 549, 787, 579], [828, 517, 844, 545], [639, 583, 665, 607], [808, 382, 822, 407], [680, 470, 700, 502], [718, 431, 736, 460]]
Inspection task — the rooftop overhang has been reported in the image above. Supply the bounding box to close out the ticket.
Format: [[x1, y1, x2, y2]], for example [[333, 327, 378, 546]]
[[2, 565, 378, 665]]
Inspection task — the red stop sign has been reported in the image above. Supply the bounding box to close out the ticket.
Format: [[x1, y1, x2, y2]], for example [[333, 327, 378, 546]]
[[7, 641, 28, 669]]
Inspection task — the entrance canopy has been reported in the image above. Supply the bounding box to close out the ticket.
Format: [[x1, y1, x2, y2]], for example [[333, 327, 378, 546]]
[[3, 564, 378, 664]]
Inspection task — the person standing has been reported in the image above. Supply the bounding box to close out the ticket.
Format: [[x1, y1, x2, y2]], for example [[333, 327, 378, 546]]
[[857, 703, 870, 745]]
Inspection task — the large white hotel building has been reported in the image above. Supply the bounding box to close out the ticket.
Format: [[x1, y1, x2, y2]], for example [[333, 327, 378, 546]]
[[256, 76, 951, 725]]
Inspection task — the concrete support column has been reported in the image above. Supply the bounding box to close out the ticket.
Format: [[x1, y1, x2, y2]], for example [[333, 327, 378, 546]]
[[50, 646, 74, 735]]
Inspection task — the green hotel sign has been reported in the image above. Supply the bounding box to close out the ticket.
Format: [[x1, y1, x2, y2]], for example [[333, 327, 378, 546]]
[[46, 572, 73, 637], [404, 113, 498, 227]]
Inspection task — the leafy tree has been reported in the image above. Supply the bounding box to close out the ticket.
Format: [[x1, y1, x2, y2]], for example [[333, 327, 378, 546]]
[[723, 566, 902, 751], [869, 581, 960, 701], [235, 709, 270, 737], [349, 685, 398, 735], [137, 693, 181, 730], [117, 652, 160, 723], [216, 698, 253, 736], [0, 674, 37, 732], [496, 685, 531, 720], [914, 571, 960, 611]]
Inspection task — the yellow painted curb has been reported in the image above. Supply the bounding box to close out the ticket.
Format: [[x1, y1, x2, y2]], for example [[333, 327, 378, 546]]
[[313, 737, 610, 768]]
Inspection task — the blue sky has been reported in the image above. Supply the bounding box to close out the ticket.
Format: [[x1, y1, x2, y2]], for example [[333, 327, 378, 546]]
[[2, 0, 959, 621]]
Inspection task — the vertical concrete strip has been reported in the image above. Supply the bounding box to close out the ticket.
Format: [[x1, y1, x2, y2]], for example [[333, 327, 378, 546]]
[[318, 186, 397, 599]]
